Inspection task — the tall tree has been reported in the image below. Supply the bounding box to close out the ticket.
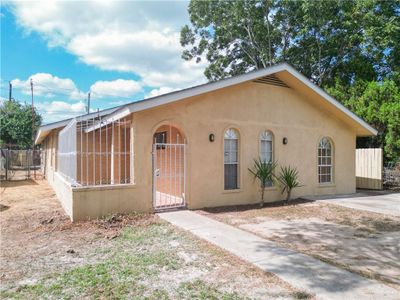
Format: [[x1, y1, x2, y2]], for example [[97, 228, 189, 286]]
[[181, 0, 400, 161], [327, 77, 400, 162], [181, 0, 399, 86], [0, 100, 42, 149]]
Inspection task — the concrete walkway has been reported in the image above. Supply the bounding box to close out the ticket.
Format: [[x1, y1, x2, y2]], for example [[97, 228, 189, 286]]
[[159, 210, 399, 300], [303, 192, 400, 216]]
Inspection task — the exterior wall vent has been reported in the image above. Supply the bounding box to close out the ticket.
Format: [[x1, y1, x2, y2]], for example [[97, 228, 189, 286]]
[[253, 74, 290, 88]]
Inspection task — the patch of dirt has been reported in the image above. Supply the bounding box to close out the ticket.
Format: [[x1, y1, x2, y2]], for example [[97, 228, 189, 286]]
[[199, 200, 400, 290], [0, 179, 310, 299], [200, 199, 400, 233], [0, 179, 158, 285]]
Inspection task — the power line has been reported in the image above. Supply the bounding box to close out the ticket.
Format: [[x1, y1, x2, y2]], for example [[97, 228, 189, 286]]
[[4, 80, 140, 101], [34, 83, 81, 93]]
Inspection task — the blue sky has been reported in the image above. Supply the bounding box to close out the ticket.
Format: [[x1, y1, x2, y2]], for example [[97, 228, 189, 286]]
[[1, 1, 206, 123]]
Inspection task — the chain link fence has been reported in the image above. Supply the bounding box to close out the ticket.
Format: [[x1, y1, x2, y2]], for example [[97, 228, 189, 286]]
[[383, 162, 400, 189], [0, 149, 43, 181]]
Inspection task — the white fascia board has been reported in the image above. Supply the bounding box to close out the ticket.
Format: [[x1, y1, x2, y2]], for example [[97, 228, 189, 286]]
[[35, 107, 119, 144], [45, 62, 377, 138], [283, 65, 378, 136], [84, 106, 132, 133], [34, 129, 44, 145]]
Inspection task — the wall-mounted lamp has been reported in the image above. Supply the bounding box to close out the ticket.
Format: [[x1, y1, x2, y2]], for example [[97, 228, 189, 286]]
[[209, 133, 215, 142], [283, 137, 288, 145]]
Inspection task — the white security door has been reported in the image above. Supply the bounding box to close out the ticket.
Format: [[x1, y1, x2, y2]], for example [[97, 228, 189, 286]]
[[152, 143, 186, 210]]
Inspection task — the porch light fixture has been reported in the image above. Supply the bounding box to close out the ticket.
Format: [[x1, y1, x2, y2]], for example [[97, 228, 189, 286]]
[[283, 137, 288, 145], [209, 133, 215, 142]]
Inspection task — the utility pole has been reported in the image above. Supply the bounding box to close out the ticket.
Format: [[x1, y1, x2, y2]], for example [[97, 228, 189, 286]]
[[87, 92, 91, 114], [9, 81, 12, 101], [30, 78, 35, 179]]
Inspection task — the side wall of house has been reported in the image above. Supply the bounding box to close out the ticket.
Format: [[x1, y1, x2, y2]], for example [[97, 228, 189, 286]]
[[42, 130, 74, 218], [132, 81, 357, 209]]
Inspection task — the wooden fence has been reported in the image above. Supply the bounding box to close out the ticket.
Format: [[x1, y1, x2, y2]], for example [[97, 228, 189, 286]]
[[355, 148, 382, 190]]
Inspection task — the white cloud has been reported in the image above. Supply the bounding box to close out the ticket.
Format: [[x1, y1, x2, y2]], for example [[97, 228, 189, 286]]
[[9, 1, 207, 88], [146, 86, 178, 99], [0, 97, 6, 105], [11, 73, 86, 100], [90, 79, 142, 98], [36, 100, 86, 123]]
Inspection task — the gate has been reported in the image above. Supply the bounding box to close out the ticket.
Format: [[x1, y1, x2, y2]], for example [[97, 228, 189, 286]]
[[152, 143, 186, 210], [0, 149, 43, 181]]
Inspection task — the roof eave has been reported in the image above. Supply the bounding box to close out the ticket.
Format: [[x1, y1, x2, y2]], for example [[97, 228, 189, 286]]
[[282, 64, 378, 136]]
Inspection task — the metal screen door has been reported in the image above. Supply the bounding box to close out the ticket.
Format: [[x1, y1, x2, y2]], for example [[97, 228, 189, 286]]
[[152, 143, 186, 210]]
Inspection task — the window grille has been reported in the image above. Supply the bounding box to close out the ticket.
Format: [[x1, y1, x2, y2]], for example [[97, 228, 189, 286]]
[[318, 137, 333, 183], [224, 128, 239, 190], [260, 131, 273, 163], [260, 130, 273, 187]]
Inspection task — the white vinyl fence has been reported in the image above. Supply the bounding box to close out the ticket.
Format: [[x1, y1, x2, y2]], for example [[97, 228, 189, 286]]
[[355, 148, 382, 190]]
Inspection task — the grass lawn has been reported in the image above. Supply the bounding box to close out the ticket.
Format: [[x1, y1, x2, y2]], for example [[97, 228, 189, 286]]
[[0, 180, 310, 299]]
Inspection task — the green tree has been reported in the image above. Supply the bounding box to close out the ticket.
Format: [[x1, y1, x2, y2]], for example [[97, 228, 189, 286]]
[[326, 78, 400, 162], [0, 100, 42, 149], [181, 0, 400, 161], [181, 0, 399, 85]]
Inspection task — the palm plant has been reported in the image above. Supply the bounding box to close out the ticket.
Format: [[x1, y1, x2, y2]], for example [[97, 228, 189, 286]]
[[248, 158, 277, 207], [278, 166, 303, 204]]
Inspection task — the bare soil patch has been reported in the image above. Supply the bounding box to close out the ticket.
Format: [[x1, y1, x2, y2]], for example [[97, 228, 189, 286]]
[[200, 200, 400, 289], [0, 180, 309, 299]]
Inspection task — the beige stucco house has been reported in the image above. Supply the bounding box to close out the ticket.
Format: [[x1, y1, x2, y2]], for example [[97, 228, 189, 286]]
[[36, 63, 377, 221]]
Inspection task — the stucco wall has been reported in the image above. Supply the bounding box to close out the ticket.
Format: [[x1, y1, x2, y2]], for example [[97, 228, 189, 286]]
[[43, 80, 358, 220], [132, 81, 357, 209], [42, 131, 74, 219], [71, 184, 151, 221]]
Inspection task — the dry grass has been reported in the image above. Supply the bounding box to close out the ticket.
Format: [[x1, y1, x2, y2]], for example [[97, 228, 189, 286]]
[[200, 199, 400, 290], [0, 179, 311, 299], [199, 199, 400, 233]]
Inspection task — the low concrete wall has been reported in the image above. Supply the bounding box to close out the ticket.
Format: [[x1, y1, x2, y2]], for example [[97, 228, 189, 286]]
[[71, 184, 152, 221], [46, 170, 152, 221], [50, 172, 74, 219]]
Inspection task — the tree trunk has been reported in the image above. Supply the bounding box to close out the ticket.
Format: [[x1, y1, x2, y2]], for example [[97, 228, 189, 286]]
[[260, 187, 265, 208], [286, 189, 291, 204]]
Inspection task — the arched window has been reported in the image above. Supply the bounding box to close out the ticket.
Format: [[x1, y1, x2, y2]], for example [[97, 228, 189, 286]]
[[260, 131, 274, 187], [260, 131, 273, 163], [224, 128, 239, 190], [318, 137, 333, 183]]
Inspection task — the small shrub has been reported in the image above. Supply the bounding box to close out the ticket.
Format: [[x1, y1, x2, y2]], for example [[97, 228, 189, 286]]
[[248, 158, 277, 207], [278, 166, 303, 203]]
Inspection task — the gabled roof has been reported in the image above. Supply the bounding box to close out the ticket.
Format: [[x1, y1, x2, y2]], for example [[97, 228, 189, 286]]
[[36, 62, 377, 144]]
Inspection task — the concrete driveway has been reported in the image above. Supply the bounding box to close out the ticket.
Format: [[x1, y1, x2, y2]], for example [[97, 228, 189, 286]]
[[304, 191, 400, 216]]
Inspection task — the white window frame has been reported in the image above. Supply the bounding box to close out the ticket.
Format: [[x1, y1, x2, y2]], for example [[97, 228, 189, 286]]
[[318, 137, 333, 184], [260, 130, 273, 163], [224, 128, 239, 190], [259, 130, 274, 187]]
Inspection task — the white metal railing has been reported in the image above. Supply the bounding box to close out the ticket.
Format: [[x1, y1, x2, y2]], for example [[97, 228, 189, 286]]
[[58, 119, 77, 184], [57, 115, 132, 187]]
